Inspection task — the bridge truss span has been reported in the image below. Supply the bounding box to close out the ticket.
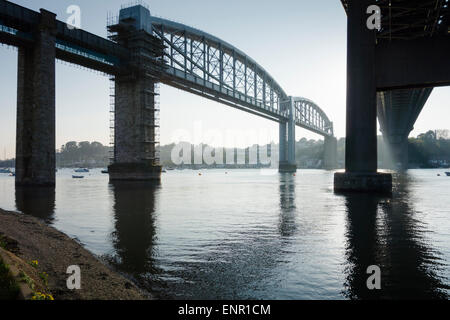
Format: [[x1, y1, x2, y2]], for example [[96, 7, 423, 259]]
[[150, 17, 289, 122], [293, 97, 334, 137], [150, 17, 334, 138]]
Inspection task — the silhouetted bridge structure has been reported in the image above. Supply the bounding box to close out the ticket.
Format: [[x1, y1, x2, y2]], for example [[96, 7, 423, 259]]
[[335, 0, 450, 192], [0, 0, 337, 186]]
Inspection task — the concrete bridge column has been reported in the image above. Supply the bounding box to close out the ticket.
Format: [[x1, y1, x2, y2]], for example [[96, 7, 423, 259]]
[[334, 0, 392, 192], [324, 136, 337, 170], [279, 97, 297, 173], [16, 9, 56, 186]]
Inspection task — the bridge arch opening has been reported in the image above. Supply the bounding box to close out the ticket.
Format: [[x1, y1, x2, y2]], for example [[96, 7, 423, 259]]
[[54, 61, 111, 167], [159, 83, 280, 168]]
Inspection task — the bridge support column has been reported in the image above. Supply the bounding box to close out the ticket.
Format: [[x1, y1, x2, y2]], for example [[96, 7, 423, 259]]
[[279, 97, 297, 173], [108, 9, 164, 181], [16, 10, 56, 186], [108, 76, 161, 181], [324, 136, 337, 170], [334, 0, 392, 192]]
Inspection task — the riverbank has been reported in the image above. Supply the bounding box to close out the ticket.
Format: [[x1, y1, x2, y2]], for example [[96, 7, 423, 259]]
[[0, 208, 150, 300]]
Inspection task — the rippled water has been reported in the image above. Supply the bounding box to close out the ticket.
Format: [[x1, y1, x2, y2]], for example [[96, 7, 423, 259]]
[[0, 169, 449, 299]]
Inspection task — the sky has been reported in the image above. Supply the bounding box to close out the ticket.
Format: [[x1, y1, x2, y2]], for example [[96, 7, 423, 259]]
[[0, 0, 449, 159]]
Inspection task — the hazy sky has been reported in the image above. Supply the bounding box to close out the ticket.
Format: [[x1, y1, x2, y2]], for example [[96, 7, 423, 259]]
[[0, 0, 449, 159]]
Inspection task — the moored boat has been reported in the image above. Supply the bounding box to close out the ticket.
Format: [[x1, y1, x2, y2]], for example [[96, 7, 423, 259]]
[[72, 175, 84, 179], [74, 168, 89, 173]]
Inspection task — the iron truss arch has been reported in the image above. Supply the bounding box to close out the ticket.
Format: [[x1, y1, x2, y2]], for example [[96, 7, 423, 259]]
[[293, 97, 334, 137], [150, 17, 333, 136]]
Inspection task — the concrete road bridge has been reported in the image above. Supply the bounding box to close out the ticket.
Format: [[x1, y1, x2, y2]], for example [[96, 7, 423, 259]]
[[336, 0, 450, 192], [0, 0, 336, 185]]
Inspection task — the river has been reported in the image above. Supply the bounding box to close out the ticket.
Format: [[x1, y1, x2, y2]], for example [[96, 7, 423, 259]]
[[0, 168, 449, 299]]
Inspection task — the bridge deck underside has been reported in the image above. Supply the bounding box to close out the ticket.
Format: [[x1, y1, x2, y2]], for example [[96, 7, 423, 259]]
[[342, 0, 449, 145], [377, 88, 433, 140], [341, 0, 449, 40]]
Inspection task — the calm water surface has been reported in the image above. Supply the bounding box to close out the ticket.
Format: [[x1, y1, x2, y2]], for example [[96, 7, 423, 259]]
[[0, 169, 449, 299]]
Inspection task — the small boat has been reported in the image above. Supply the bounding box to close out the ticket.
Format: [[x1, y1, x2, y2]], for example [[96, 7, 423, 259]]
[[0, 168, 11, 173], [166, 167, 175, 171], [101, 169, 109, 174], [445, 172, 450, 177], [72, 175, 84, 179], [74, 168, 89, 173], [161, 168, 167, 173], [9, 172, 15, 177]]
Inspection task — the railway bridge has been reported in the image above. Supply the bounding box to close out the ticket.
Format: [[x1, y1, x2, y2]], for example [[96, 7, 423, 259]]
[[0, 0, 336, 185]]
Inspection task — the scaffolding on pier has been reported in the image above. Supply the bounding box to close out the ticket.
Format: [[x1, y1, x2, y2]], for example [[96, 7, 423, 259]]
[[106, 9, 166, 166]]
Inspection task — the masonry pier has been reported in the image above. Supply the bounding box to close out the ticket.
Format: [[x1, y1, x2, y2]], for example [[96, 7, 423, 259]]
[[107, 6, 165, 181], [15, 10, 56, 187]]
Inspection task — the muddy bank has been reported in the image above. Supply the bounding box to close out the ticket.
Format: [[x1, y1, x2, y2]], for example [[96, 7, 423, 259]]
[[0, 208, 150, 300]]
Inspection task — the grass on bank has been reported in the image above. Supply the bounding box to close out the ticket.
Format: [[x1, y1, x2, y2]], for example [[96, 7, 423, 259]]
[[0, 235, 53, 300], [0, 255, 20, 300]]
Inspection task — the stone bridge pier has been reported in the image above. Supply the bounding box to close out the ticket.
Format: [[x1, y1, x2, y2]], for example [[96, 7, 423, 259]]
[[16, 10, 57, 186], [107, 5, 163, 181]]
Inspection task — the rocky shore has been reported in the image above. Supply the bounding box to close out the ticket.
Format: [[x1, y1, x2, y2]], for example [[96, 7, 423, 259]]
[[0, 208, 150, 300]]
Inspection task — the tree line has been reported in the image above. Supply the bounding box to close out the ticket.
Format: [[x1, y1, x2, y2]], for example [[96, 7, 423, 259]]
[[1, 131, 449, 169]]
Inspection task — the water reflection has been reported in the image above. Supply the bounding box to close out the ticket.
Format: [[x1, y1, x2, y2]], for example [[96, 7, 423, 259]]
[[342, 174, 448, 299], [15, 186, 55, 223], [106, 181, 160, 287], [278, 174, 297, 238], [342, 192, 382, 299]]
